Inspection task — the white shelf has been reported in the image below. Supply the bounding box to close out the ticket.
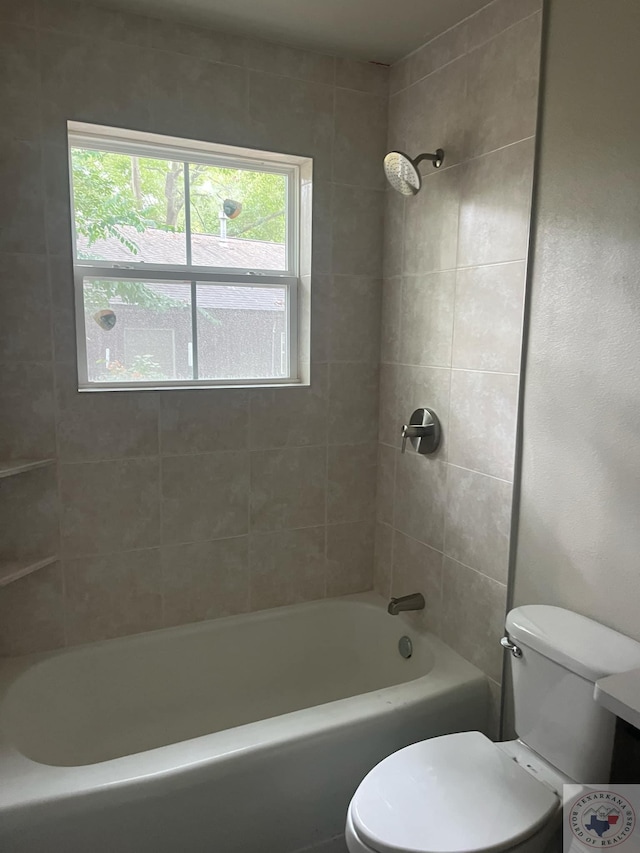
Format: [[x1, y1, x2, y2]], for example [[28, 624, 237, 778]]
[[0, 555, 59, 587], [595, 669, 640, 731], [0, 459, 55, 480]]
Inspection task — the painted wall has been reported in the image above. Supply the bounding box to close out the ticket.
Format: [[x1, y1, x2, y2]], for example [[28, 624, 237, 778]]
[[513, 0, 640, 640], [375, 0, 541, 723], [0, 0, 387, 654]]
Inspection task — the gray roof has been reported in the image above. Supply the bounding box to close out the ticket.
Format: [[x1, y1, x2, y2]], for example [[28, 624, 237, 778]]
[[77, 225, 286, 270]]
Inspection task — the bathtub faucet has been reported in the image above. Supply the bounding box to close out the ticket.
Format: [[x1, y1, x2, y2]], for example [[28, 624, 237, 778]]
[[387, 593, 425, 615]]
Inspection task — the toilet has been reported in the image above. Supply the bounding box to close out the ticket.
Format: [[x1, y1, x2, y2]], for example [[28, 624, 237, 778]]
[[345, 605, 640, 853]]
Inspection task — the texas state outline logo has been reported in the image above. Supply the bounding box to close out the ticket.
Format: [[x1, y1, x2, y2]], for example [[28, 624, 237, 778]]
[[568, 789, 636, 848]]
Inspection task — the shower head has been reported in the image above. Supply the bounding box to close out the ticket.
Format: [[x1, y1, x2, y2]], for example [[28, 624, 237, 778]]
[[383, 149, 445, 195]]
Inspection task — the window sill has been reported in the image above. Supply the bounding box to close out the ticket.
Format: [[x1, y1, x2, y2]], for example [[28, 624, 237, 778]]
[[78, 379, 310, 393]]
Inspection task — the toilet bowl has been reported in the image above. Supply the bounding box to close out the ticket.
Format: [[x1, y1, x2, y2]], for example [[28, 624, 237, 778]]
[[345, 605, 640, 853]]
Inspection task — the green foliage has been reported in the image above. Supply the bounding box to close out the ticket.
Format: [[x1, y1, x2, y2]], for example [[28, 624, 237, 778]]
[[71, 147, 286, 253], [96, 353, 165, 381], [83, 279, 181, 312]]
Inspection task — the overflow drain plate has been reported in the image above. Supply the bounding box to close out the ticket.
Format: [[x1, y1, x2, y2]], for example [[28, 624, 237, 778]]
[[398, 635, 413, 659]]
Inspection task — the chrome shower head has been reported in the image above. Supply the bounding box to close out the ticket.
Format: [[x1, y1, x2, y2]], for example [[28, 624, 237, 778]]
[[383, 149, 445, 195]]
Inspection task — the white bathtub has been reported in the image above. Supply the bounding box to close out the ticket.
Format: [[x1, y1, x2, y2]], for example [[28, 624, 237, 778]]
[[0, 592, 489, 853]]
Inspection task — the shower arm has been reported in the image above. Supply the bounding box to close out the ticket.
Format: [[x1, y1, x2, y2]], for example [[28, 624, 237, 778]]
[[413, 149, 445, 169]]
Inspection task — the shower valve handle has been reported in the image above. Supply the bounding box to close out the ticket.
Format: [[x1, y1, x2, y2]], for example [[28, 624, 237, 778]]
[[400, 408, 442, 456], [401, 423, 433, 453]]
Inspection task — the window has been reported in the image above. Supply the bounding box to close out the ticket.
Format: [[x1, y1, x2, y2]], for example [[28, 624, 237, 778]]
[[68, 122, 310, 389]]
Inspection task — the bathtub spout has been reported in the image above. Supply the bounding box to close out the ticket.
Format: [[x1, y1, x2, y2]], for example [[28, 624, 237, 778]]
[[387, 593, 425, 615]]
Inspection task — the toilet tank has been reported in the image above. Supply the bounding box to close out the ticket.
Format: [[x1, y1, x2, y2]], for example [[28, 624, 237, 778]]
[[505, 605, 640, 783]]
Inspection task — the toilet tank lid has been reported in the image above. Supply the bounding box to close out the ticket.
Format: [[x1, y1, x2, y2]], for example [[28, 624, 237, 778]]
[[506, 605, 640, 682]]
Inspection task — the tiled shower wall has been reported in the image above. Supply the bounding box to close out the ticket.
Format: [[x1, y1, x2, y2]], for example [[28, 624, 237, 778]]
[[0, 0, 387, 654], [374, 0, 542, 713]]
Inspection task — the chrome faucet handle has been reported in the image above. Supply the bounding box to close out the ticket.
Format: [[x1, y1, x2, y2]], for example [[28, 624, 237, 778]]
[[400, 409, 441, 455], [401, 423, 433, 453]]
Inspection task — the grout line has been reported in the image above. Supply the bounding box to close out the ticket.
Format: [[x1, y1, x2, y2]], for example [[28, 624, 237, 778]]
[[443, 554, 508, 589]]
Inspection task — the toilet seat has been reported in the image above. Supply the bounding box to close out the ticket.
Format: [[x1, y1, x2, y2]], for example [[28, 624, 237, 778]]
[[348, 732, 559, 853]]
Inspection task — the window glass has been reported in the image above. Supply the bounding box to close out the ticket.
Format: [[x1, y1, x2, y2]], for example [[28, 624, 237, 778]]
[[83, 279, 192, 382], [189, 165, 287, 270], [195, 284, 288, 381], [71, 149, 188, 265]]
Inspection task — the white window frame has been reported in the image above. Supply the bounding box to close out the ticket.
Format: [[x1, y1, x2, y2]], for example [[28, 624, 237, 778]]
[[68, 122, 306, 391]]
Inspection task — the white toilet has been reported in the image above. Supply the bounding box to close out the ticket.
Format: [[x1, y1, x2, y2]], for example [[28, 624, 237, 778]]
[[345, 605, 640, 853]]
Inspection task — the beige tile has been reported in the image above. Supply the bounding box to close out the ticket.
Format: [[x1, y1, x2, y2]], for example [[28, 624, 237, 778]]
[[148, 50, 248, 145], [42, 143, 73, 257], [0, 0, 35, 25], [0, 562, 65, 656], [445, 465, 512, 583], [149, 18, 246, 62], [452, 262, 526, 373], [389, 56, 410, 95], [299, 274, 331, 365], [329, 276, 382, 363], [441, 557, 507, 681], [466, 0, 542, 52], [162, 452, 249, 544], [0, 362, 56, 460], [394, 454, 447, 550], [49, 254, 76, 363], [160, 389, 248, 454], [376, 442, 396, 525], [60, 458, 160, 557], [334, 89, 387, 189], [0, 24, 40, 142], [465, 14, 541, 158], [246, 39, 334, 83], [40, 34, 151, 146], [249, 364, 327, 449], [449, 370, 519, 480], [403, 164, 460, 275], [457, 139, 535, 267], [380, 277, 402, 365], [336, 58, 389, 96], [373, 521, 393, 598], [64, 549, 163, 645], [331, 185, 385, 277], [250, 445, 326, 532], [310, 181, 333, 275], [400, 272, 455, 367], [378, 363, 450, 450], [327, 442, 377, 524], [36, 0, 151, 45], [388, 57, 467, 169], [0, 139, 45, 253], [409, 23, 469, 82], [326, 520, 374, 596], [383, 189, 405, 279], [162, 536, 249, 626], [249, 71, 333, 180], [56, 362, 159, 462], [249, 526, 325, 609], [392, 530, 443, 633], [0, 254, 51, 361], [0, 464, 59, 562], [328, 362, 379, 444]]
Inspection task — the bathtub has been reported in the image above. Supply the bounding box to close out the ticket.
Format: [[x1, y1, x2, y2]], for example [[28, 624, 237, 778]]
[[0, 592, 489, 853]]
